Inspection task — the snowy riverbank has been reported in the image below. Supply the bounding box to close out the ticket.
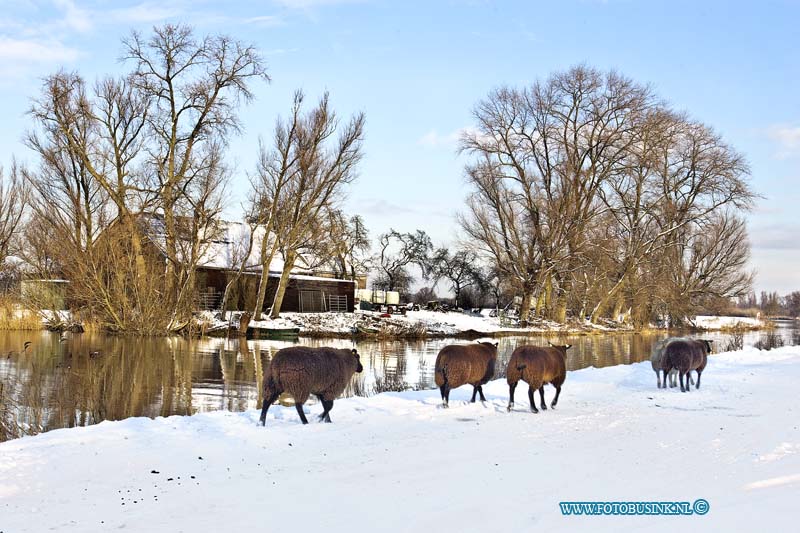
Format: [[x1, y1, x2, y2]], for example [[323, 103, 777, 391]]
[[2, 346, 798, 531], [201, 310, 775, 338], [202, 309, 638, 338]]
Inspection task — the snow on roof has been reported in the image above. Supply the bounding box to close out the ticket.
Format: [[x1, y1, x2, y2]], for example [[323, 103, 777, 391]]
[[287, 274, 356, 283], [144, 218, 315, 275]]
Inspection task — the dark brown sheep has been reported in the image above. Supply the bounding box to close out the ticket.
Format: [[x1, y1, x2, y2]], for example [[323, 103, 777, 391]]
[[259, 346, 363, 425], [651, 336, 695, 389], [662, 339, 712, 392], [434, 341, 498, 407], [506, 342, 571, 412]]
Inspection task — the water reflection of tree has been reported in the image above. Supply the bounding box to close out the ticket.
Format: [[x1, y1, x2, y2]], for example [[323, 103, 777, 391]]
[[215, 339, 259, 412], [1, 334, 199, 438], [1, 381, 21, 441]]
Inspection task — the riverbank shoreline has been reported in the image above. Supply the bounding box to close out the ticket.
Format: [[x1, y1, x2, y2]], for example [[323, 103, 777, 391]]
[[199, 310, 773, 340], [1, 307, 778, 339], [2, 345, 797, 531]]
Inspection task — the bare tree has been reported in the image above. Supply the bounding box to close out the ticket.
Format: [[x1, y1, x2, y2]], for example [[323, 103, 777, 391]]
[[375, 229, 432, 297], [591, 109, 754, 323], [123, 24, 268, 325], [0, 163, 29, 269], [250, 95, 305, 320], [458, 158, 541, 320], [461, 65, 755, 325], [462, 66, 655, 322], [429, 247, 481, 309], [324, 211, 371, 281], [218, 219, 257, 319], [248, 91, 365, 319], [23, 25, 268, 332]]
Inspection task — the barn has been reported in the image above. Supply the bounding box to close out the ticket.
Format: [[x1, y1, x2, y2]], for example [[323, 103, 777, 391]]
[[189, 221, 358, 314], [196, 268, 356, 313]]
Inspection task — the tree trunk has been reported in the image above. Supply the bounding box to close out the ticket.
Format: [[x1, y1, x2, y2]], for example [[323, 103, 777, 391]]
[[221, 227, 256, 319], [270, 249, 297, 319], [590, 271, 629, 323], [519, 287, 533, 322], [535, 288, 545, 317], [554, 292, 568, 323], [543, 275, 552, 319], [253, 234, 279, 320], [162, 195, 179, 310], [611, 295, 625, 322], [120, 212, 147, 283]]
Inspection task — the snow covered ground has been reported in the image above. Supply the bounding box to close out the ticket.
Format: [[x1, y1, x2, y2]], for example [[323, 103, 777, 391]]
[[205, 310, 773, 338], [691, 315, 765, 330], [2, 346, 798, 532], [204, 309, 624, 337]]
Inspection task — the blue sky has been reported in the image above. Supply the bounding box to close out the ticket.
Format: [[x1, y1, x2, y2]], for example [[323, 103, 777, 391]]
[[1, 0, 798, 294]]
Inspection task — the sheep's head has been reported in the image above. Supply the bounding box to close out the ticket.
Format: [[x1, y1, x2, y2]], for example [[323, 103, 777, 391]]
[[701, 339, 713, 354], [548, 341, 572, 356], [477, 341, 499, 352], [351, 348, 364, 373]]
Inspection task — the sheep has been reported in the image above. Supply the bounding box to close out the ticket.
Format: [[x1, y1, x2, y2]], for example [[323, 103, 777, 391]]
[[662, 339, 712, 392], [506, 342, 570, 413], [259, 346, 363, 425], [651, 336, 695, 389], [434, 341, 498, 408]]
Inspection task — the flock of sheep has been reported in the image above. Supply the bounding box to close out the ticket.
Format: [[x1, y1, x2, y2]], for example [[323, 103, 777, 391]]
[[258, 337, 713, 426]]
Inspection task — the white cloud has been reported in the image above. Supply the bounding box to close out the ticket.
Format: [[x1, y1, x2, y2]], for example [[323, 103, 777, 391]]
[[417, 126, 481, 149], [359, 198, 418, 215], [418, 129, 460, 148], [274, 0, 365, 8], [767, 125, 800, 159], [109, 2, 184, 24], [53, 0, 93, 33], [0, 35, 79, 63], [244, 15, 284, 26], [750, 223, 800, 251]]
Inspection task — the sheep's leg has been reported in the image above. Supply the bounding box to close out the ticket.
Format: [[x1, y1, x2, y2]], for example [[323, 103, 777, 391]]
[[679, 372, 686, 393], [319, 400, 333, 423], [551, 385, 561, 409], [477, 385, 487, 402], [316, 395, 329, 422], [507, 382, 517, 412], [439, 384, 447, 405], [295, 403, 309, 424], [258, 391, 281, 426], [539, 386, 547, 410], [655, 370, 662, 389], [695, 370, 702, 390], [689, 372, 695, 386], [470, 386, 478, 403], [528, 385, 539, 413], [443, 385, 451, 408]]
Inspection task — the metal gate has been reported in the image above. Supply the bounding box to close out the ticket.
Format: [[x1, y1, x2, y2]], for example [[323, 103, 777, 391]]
[[327, 294, 348, 313], [299, 290, 326, 312]]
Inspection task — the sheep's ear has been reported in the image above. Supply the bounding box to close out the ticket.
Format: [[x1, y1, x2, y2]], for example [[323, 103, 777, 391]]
[[351, 348, 358, 355], [493, 342, 499, 348], [547, 341, 554, 347], [565, 344, 572, 350]]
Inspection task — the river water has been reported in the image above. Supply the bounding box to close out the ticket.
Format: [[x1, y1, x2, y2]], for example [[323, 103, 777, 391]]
[[1, 321, 797, 440]]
